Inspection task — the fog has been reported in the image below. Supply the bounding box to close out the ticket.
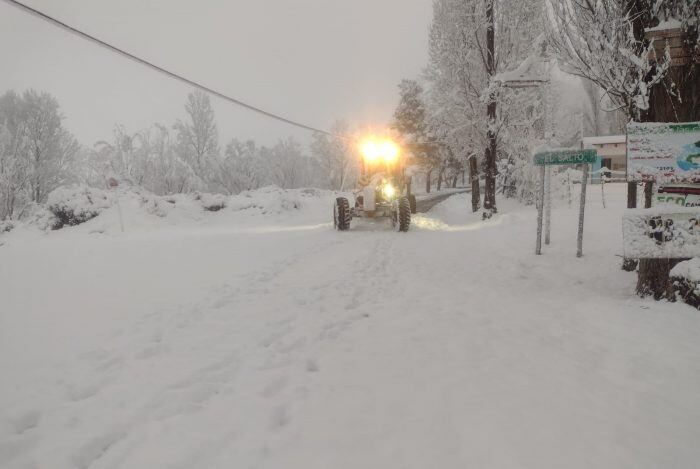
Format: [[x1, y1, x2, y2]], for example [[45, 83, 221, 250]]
[[0, 0, 432, 146]]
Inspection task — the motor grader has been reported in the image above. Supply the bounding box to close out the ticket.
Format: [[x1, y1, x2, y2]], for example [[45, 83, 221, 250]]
[[333, 137, 416, 232]]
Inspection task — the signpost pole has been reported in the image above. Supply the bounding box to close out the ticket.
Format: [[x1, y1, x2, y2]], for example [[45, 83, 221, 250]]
[[534, 149, 596, 257], [577, 164, 588, 258], [545, 166, 552, 244], [536, 165, 545, 255]]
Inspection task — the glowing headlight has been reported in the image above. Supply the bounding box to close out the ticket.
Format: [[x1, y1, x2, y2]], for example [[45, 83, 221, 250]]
[[380, 141, 399, 164], [361, 141, 380, 163], [382, 184, 396, 199], [359, 137, 400, 165]]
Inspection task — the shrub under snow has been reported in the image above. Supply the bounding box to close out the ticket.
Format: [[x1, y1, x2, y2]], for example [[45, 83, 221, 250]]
[[194, 192, 227, 212], [46, 185, 112, 229], [671, 258, 700, 310]]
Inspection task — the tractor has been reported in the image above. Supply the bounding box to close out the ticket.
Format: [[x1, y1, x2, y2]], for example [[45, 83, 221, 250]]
[[333, 137, 416, 232]]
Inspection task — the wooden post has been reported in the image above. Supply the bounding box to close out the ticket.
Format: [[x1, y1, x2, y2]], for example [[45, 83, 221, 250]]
[[644, 181, 653, 208], [577, 164, 589, 258], [544, 166, 552, 245], [536, 165, 545, 255], [627, 181, 637, 208]]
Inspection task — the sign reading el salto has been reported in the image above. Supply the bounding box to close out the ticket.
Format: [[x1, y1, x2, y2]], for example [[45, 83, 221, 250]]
[[534, 149, 597, 166], [627, 122, 700, 182], [532, 148, 596, 258]]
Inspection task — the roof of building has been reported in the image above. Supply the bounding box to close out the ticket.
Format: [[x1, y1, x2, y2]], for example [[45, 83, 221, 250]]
[[582, 135, 626, 146]]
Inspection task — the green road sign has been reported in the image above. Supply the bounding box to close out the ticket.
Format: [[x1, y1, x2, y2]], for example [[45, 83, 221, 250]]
[[534, 149, 597, 166]]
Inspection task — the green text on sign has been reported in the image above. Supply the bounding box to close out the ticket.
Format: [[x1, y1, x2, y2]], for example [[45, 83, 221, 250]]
[[534, 149, 597, 166]]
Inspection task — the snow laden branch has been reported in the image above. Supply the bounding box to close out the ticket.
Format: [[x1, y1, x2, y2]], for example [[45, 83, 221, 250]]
[[545, 0, 672, 120]]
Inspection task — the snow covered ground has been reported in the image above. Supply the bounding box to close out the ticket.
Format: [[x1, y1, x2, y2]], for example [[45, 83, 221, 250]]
[[1, 184, 699, 469]]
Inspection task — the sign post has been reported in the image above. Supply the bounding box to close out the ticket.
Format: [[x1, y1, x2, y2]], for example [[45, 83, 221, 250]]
[[545, 166, 552, 245], [536, 165, 546, 255], [577, 164, 589, 257], [534, 149, 597, 257]]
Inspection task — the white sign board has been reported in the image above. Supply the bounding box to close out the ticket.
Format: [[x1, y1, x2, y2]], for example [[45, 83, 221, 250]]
[[622, 208, 700, 258], [627, 122, 700, 183]]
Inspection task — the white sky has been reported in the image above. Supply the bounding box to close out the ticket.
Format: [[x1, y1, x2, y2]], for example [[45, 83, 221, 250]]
[[0, 0, 432, 147]]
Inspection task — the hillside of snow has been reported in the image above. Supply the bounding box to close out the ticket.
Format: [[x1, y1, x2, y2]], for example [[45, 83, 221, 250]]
[[1, 184, 699, 469]]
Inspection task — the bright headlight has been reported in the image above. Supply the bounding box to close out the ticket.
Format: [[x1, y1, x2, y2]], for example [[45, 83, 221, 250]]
[[382, 184, 396, 199], [380, 141, 399, 164], [359, 137, 400, 165], [361, 141, 380, 163]]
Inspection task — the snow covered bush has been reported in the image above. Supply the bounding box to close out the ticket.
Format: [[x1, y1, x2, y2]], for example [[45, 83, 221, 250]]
[[671, 258, 700, 310], [17, 202, 58, 232], [46, 185, 112, 229], [194, 192, 227, 212], [0, 219, 13, 234]]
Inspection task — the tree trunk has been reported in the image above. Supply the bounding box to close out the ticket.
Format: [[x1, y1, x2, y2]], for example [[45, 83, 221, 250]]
[[482, 0, 497, 214], [437, 166, 444, 191], [425, 170, 432, 193], [469, 155, 480, 213], [637, 258, 685, 300], [635, 26, 698, 299], [451, 175, 458, 188]]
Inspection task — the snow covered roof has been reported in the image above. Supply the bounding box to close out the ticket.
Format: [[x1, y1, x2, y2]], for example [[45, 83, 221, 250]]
[[494, 56, 549, 86], [582, 135, 626, 146], [645, 19, 683, 33]]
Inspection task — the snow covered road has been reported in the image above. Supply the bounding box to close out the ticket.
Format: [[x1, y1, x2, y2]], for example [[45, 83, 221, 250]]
[[2, 186, 700, 468]]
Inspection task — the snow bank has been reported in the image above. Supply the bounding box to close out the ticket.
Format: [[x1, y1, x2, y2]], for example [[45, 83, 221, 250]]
[[3, 185, 340, 239], [671, 257, 700, 283]]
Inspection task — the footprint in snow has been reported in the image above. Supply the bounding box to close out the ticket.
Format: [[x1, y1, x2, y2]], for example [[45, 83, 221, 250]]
[[8, 410, 41, 434]]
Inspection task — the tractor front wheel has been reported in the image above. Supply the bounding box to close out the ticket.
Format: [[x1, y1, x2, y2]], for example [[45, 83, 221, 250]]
[[334, 197, 351, 231], [392, 196, 411, 232]]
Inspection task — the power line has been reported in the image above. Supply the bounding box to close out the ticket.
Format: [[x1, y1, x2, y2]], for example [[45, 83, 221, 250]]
[[0, 0, 334, 136]]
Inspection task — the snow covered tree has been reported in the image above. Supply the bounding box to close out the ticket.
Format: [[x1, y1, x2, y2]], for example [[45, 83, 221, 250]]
[[91, 124, 197, 195], [218, 139, 265, 194], [392, 79, 440, 192], [545, 0, 698, 121], [0, 123, 27, 220], [0, 90, 79, 219], [264, 137, 319, 189], [311, 120, 356, 191], [173, 91, 220, 190], [425, 0, 546, 207]]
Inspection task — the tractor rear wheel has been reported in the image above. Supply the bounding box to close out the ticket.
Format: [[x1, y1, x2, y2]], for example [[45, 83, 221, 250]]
[[392, 196, 411, 232], [334, 197, 351, 231]]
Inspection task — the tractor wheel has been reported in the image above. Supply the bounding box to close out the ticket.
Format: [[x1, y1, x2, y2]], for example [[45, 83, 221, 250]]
[[392, 196, 411, 232], [408, 194, 417, 214], [334, 197, 351, 231]]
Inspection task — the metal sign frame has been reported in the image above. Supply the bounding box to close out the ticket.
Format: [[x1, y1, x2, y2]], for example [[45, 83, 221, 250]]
[[534, 149, 596, 257]]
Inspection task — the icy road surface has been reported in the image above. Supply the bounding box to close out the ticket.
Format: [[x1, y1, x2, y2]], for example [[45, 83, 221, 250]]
[[1, 185, 699, 468]]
